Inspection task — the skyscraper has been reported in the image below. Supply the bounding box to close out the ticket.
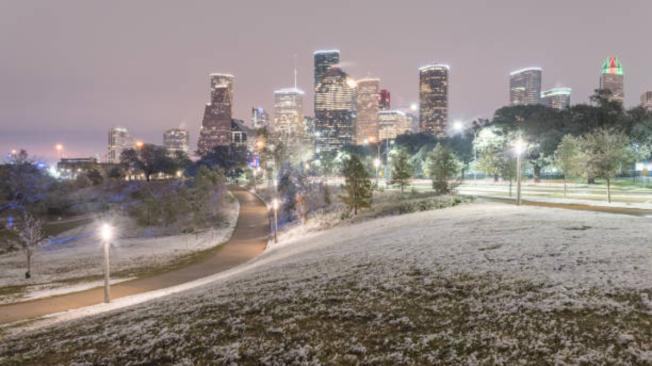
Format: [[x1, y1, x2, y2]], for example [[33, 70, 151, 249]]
[[107, 126, 131, 163], [419, 64, 449, 136], [378, 110, 411, 141], [273, 87, 305, 145], [355, 78, 380, 144], [641, 91, 652, 111], [314, 66, 356, 151], [163, 128, 190, 155], [251, 107, 269, 129], [541, 87, 572, 110], [600, 56, 624, 104], [313, 50, 340, 89], [379, 89, 391, 110], [509, 67, 542, 106], [197, 73, 234, 155]]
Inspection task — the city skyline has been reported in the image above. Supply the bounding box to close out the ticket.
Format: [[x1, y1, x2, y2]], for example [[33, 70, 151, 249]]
[[2, 0, 652, 160]]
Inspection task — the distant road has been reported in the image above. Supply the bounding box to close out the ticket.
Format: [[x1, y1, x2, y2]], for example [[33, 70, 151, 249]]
[[0, 189, 269, 325], [474, 195, 652, 217]]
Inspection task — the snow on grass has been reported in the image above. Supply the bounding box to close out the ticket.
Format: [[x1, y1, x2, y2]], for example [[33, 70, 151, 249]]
[[1, 202, 651, 364], [0, 196, 239, 302]]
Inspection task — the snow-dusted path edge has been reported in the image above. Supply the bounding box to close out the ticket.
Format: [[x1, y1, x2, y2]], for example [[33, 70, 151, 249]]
[[0, 195, 239, 304]]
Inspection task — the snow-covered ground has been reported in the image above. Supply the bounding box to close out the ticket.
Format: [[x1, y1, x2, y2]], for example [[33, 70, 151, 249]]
[[0, 196, 239, 303], [2, 202, 651, 364]]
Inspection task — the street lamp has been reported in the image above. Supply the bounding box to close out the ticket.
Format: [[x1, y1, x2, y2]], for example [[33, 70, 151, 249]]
[[99, 223, 113, 303], [135, 140, 144, 149], [373, 158, 381, 187], [271, 198, 279, 243], [513, 138, 526, 206], [453, 121, 463, 133]]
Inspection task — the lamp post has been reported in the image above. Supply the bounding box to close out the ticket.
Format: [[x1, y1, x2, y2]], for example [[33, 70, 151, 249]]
[[452, 122, 465, 181], [271, 198, 279, 243], [514, 138, 526, 206], [99, 223, 113, 303], [373, 158, 381, 187], [253, 167, 261, 193]]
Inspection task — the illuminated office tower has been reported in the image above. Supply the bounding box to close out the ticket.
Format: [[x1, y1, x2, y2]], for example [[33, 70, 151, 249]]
[[600, 56, 624, 104], [355, 78, 380, 144], [419, 64, 449, 136], [641, 91, 652, 111], [197, 73, 234, 155], [314, 50, 340, 89], [273, 87, 305, 145], [251, 107, 269, 129], [541, 87, 572, 110], [378, 110, 411, 140], [163, 128, 190, 154], [108, 126, 132, 163], [379, 89, 391, 110], [509, 67, 542, 106], [314, 66, 356, 151]]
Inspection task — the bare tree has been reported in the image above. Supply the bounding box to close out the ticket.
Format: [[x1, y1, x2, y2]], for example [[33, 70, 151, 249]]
[[11, 211, 46, 279]]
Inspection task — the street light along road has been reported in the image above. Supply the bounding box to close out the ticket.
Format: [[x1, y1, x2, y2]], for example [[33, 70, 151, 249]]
[[99, 223, 114, 303], [271, 198, 279, 243], [513, 138, 526, 206]]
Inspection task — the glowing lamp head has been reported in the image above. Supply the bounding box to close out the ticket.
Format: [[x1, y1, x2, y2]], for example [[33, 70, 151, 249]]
[[100, 223, 113, 242], [346, 78, 357, 88], [453, 121, 463, 132], [272, 198, 279, 210], [135, 140, 144, 149], [373, 158, 381, 168], [514, 139, 526, 155], [410, 103, 418, 112], [55, 144, 63, 151]]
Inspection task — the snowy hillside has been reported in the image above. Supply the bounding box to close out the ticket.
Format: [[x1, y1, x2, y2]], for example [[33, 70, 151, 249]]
[[1, 202, 651, 364]]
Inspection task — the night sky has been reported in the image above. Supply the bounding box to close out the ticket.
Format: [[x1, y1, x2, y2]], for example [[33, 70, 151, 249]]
[[1, 0, 651, 161]]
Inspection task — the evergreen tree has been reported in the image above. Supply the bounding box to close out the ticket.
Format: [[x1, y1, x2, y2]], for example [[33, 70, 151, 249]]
[[339, 155, 373, 215], [389, 149, 413, 193], [427, 144, 461, 194]]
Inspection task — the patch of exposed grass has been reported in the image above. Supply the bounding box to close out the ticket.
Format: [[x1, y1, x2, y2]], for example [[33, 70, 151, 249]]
[[2, 268, 650, 365]]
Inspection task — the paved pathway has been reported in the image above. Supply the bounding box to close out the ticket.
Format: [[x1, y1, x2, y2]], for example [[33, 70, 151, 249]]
[[0, 189, 269, 325], [476, 195, 652, 216]]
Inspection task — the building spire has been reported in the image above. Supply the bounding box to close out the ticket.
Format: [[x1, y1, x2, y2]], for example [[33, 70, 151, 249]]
[[293, 54, 298, 89]]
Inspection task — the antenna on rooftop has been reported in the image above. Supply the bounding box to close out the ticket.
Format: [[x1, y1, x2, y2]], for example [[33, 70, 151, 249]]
[[293, 54, 298, 89]]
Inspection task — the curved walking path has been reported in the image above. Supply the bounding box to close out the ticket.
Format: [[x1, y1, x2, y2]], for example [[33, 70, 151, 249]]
[[0, 189, 269, 325]]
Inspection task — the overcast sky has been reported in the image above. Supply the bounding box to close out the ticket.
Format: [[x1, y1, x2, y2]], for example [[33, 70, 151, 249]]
[[1, 0, 651, 161]]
